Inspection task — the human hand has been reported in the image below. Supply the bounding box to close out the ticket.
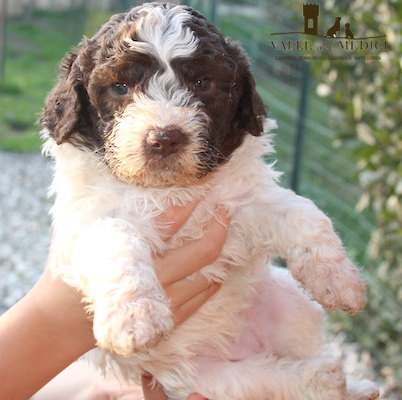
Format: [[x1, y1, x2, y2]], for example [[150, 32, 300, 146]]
[[142, 373, 210, 400], [155, 202, 230, 326]]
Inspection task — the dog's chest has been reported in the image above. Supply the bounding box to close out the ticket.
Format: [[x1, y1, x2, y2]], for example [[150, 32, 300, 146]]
[[111, 186, 261, 260]]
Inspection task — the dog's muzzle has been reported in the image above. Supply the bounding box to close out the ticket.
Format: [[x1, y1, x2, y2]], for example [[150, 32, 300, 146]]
[[146, 128, 186, 157]]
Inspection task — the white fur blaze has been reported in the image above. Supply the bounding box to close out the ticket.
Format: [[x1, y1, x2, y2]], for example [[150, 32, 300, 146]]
[[124, 5, 198, 65]]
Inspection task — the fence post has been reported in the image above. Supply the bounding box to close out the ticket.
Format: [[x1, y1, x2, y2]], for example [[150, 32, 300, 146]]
[[209, 0, 218, 26], [0, 0, 7, 81], [290, 61, 310, 194], [183, 0, 218, 25]]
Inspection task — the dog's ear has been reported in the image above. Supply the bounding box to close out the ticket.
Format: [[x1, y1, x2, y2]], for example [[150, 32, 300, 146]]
[[41, 13, 127, 147], [236, 68, 267, 136], [227, 40, 267, 137], [40, 47, 96, 145]]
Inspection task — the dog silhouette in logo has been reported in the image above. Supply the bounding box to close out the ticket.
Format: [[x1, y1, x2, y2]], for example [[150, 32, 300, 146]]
[[326, 17, 341, 37], [345, 23, 354, 39]]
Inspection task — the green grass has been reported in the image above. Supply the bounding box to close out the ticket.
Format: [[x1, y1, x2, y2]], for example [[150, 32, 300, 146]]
[[0, 9, 107, 152]]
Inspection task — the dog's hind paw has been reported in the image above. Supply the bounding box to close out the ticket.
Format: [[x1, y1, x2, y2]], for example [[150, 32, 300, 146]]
[[346, 378, 380, 400], [302, 357, 347, 400], [93, 296, 173, 356]]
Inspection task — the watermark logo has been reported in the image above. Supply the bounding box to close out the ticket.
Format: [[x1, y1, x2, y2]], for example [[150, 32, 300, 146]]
[[271, 3, 387, 61]]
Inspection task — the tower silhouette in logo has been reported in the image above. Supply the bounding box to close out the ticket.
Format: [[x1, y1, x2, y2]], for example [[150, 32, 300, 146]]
[[303, 3, 319, 36]]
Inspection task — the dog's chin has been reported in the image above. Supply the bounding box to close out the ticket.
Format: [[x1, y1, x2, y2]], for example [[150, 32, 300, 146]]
[[116, 170, 210, 189], [106, 155, 213, 189]]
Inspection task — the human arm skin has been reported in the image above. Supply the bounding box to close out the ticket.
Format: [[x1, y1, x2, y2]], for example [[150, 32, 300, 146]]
[[0, 203, 229, 400]]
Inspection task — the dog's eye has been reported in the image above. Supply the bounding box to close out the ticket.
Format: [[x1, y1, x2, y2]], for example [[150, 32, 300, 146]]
[[194, 79, 211, 92], [112, 83, 130, 95]]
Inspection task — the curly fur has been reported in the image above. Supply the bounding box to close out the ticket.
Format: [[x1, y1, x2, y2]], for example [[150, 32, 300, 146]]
[[41, 3, 378, 400]]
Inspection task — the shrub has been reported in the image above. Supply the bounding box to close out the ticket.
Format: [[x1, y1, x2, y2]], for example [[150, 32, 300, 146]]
[[311, 0, 402, 394]]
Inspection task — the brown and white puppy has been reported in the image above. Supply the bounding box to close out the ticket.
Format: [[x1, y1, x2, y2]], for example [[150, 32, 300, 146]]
[[41, 3, 378, 400]]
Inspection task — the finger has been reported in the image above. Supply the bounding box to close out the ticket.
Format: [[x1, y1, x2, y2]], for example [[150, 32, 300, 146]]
[[155, 200, 200, 240], [97, 376, 141, 398], [141, 374, 168, 400], [172, 282, 221, 326], [186, 394, 209, 400], [156, 210, 230, 287], [165, 273, 217, 310]]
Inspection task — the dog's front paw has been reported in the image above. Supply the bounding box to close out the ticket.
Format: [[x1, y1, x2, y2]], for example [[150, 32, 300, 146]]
[[290, 247, 366, 313], [313, 257, 366, 313], [93, 296, 173, 356]]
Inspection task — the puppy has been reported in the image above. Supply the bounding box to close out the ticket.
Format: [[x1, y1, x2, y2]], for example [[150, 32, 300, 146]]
[[41, 3, 378, 400]]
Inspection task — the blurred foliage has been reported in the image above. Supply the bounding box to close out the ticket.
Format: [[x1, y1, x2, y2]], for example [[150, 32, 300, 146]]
[[309, 0, 402, 393]]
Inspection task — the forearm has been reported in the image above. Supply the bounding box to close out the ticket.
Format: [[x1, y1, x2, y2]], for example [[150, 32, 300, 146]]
[[0, 270, 95, 400]]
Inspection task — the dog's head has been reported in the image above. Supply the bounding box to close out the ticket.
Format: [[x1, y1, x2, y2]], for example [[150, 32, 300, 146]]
[[41, 3, 267, 187]]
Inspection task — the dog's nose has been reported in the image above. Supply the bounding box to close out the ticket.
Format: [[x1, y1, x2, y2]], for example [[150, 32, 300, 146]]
[[146, 129, 183, 157]]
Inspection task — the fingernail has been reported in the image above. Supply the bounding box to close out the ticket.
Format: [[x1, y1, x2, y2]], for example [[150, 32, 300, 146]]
[[142, 372, 153, 381]]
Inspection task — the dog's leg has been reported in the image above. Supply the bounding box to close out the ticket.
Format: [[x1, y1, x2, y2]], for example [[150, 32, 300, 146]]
[[188, 353, 347, 400], [241, 267, 378, 400], [243, 266, 324, 360], [66, 217, 173, 356], [158, 266, 346, 400], [258, 187, 366, 313], [346, 378, 380, 400]]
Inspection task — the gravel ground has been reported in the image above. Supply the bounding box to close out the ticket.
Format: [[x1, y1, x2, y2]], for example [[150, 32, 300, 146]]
[[0, 151, 52, 313], [0, 150, 396, 398]]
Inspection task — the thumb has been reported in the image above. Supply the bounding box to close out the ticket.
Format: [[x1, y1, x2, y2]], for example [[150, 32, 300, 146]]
[[141, 373, 168, 400]]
